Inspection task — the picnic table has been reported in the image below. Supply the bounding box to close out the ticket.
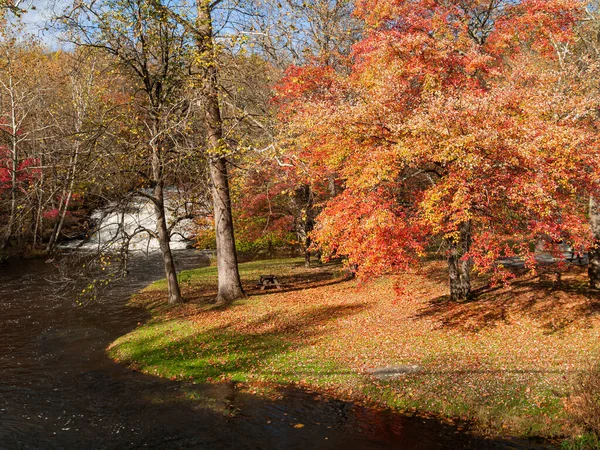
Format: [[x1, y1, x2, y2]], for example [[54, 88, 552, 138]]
[[257, 274, 282, 290]]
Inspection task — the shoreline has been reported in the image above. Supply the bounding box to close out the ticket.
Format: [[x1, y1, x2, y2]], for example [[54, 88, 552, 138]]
[[107, 257, 599, 447]]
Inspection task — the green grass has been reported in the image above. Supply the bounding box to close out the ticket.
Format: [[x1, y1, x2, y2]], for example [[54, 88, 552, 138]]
[[561, 433, 600, 450], [108, 257, 600, 441], [110, 258, 352, 384], [111, 320, 291, 381]]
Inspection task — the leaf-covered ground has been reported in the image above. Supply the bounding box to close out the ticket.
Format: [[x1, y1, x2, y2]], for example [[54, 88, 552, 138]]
[[108, 258, 600, 439]]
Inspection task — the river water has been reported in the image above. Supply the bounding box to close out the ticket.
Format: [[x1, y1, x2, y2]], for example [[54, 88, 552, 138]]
[[0, 251, 553, 449]]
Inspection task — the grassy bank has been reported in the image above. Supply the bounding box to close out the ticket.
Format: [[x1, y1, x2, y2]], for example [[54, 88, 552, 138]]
[[108, 258, 600, 441]]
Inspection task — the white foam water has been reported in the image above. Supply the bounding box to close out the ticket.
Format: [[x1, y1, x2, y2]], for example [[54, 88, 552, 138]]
[[62, 195, 195, 253]]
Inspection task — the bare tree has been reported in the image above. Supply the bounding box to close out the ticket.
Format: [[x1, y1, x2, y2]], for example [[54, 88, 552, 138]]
[[237, 0, 362, 68], [0, 28, 48, 254], [62, 0, 198, 303]]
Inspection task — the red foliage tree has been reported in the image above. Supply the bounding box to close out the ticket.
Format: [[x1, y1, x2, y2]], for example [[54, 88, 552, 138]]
[[0, 145, 38, 194], [276, 0, 600, 300], [232, 152, 335, 265]]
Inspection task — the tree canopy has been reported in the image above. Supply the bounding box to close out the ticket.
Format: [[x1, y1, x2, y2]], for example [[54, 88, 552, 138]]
[[276, 0, 600, 299]]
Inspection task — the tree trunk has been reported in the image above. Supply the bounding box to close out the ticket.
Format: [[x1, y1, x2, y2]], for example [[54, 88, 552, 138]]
[[32, 169, 46, 247], [209, 156, 245, 305], [304, 236, 311, 268], [47, 127, 81, 252], [447, 221, 474, 302], [154, 183, 182, 304], [46, 190, 72, 253], [294, 184, 314, 268], [589, 196, 600, 289], [197, 1, 245, 305], [150, 123, 182, 304], [1, 135, 17, 252], [1, 72, 19, 253]]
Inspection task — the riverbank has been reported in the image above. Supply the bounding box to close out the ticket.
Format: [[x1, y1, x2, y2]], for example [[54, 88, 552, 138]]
[[108, 258, 600, 444]]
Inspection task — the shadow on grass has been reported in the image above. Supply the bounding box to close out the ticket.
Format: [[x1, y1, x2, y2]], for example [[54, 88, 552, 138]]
[[415, 267, 600, 333], [247, 272, 351, 296], [183, 264, 352, 306], [116, 302, 369, 382]]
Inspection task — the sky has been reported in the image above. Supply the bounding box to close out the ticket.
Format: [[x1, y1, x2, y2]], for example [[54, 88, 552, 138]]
[[11, 0, 67, 48]]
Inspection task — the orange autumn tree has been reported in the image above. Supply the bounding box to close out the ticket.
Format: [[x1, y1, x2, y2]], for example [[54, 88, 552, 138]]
[[276, 0, 600, 301]]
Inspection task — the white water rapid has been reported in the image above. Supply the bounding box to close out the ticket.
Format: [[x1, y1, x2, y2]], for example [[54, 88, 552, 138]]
[[63, 195, 195, 253]]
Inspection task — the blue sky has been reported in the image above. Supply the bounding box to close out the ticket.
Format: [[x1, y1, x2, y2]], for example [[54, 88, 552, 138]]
[[12, 0, 66, 48]]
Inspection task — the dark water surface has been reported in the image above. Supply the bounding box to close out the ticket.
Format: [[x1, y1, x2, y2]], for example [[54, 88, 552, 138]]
[[0, 252, 553, 449]]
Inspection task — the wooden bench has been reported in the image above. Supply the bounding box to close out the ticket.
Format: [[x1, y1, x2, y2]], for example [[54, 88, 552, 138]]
[[257, 274, 281, 290]]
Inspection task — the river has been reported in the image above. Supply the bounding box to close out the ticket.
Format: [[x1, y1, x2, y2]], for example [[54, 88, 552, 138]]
[[0, 251, 554, 449]]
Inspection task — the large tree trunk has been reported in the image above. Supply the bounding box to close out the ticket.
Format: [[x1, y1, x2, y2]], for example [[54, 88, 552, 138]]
[[197, 1, 245, 305], [154, 183, 182, 305], [589, 196, 600, 289], [151, 132, 182, 304], [304, 236, 312, 268], [210, 157, 245, 304], [447, 221, 474, 302]]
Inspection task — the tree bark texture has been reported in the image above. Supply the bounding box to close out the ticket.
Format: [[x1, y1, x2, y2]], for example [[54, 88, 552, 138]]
[[447, 221, 474, 302], [209, 157, 245, 304], [153, 188, 182, 304]]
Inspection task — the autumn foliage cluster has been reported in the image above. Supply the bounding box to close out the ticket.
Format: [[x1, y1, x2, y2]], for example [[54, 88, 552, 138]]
[[2, 0, 600, 303], [274, 0, 600, 299]]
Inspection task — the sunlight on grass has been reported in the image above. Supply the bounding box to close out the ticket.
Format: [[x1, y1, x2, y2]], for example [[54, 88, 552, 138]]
[[109, 258, 600, 440]]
